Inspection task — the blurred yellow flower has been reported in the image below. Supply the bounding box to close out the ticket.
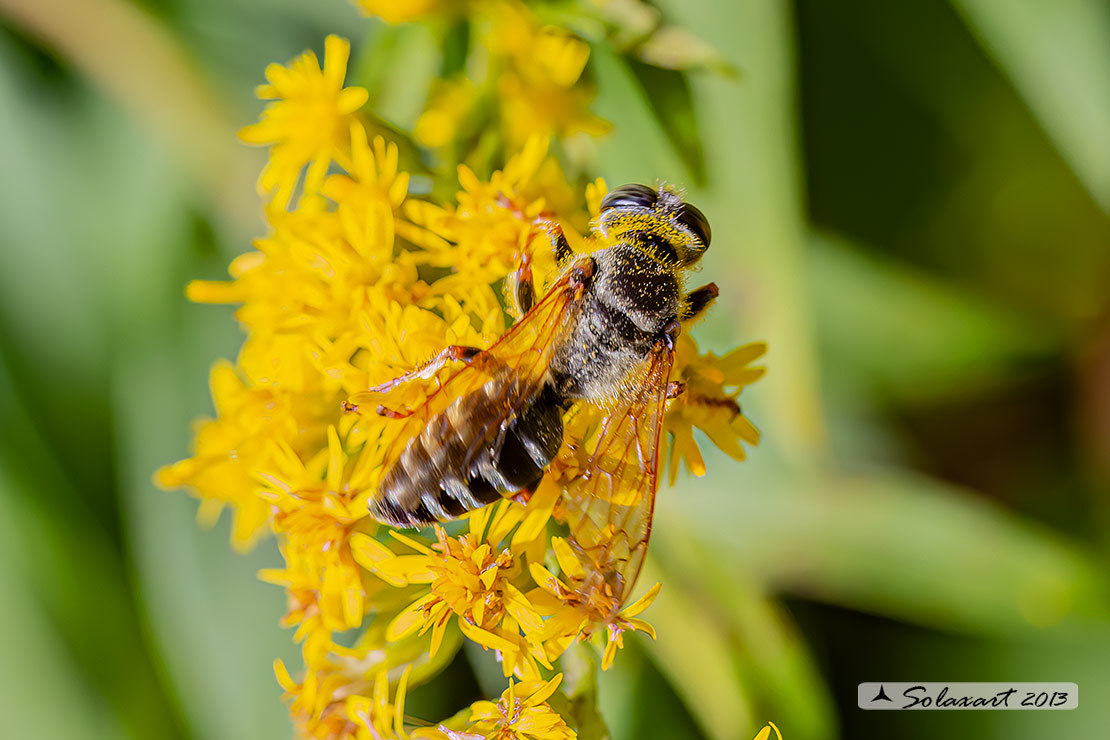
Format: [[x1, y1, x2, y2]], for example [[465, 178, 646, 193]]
[[354, 0, 465, 24], [414, 77, 478, 149], [277, 659, 429, 740], [361, 0, 607, 160], [487, 3, 609, 147], [154, 360, 326, 550], [753, 721, 784, 740]]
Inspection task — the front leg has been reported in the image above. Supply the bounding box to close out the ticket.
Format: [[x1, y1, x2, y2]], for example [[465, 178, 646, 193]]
[[681, 283, 719, 322], [542, 218, 573, 267], [508, 250, 535, 318], [509, 220, 573, 319]]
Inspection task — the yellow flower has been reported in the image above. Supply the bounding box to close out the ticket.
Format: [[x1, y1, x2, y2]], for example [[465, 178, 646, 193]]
[[665, 334, 767, 482], [753, 722, 784, 740], [240, 35, 368, 209], [278, 659, 423, 740], [364, 0, 608, 162], [154, 360, 328, 550], [355, 0, 465, 24], [414, 77, 478, 149], [323, 122, 410, 223], [256, 427, 369, 637], [462, 674, 576, 740], [165, 20, 766, 733], [354, 505, 549, 679], [402, 136, 575, 290], [528, 555, 662, 670], [485, 2, 609, 148]]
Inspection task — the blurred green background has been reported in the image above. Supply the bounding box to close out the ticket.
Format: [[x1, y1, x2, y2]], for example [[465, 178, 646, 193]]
[[0, 0, 1107, 738]]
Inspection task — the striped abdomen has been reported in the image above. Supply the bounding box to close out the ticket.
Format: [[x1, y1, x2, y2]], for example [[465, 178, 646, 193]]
[[370, 378, 566, 528]]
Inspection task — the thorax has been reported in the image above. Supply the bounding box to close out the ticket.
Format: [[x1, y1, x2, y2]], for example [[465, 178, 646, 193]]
[[549, 243, 681, 401]]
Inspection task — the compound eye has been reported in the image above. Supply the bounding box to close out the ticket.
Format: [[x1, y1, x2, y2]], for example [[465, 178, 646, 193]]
[[600, 183, 658, 212], [677, 202, 711, 247]]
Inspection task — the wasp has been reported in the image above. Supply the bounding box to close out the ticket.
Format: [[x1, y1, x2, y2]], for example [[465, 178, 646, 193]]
[[347, 184, 718, 590]]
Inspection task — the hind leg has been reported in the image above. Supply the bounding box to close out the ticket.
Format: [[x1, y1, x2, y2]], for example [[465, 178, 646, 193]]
[[343, 345, 502, 416], [368, 345, 493, 394]]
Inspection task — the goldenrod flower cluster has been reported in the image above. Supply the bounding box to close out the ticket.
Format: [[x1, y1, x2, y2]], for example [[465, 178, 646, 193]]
[[357, 0, 608, 160], [159, 18, 767, 740]]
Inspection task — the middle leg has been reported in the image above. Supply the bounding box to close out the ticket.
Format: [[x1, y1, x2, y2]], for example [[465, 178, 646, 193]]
[[681, 283, 719, 322]]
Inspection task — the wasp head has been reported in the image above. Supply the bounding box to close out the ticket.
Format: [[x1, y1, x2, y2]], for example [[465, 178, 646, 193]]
[[597, 183, 711, 267]]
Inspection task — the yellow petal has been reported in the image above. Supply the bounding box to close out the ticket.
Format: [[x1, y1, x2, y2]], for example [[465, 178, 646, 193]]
[[550, 536, 585, 580], [326, 425, 343, 491], [512, 479, 560, 547], [721, 341, 768, 371], [394, 665, 412, 738], [528, 562, 566, 596], [429, 616, 449, 658], [620, 581, 662, 618], [273, 659, 296, 692], [625, 617, 656, 640], [601, 638, 619, 671], [478, 565, 500, 591], [488, 502, 525, 545], [468, 700, 499, 721], [386, 595, 434, 641], [523, 673, 563, 708], [502, 583, 544, 635], [468, 504, 493, 540], [458, 621, 517, 653], [389, 529, 434, 555], [470, 598, 485, 626], [185, 279, 242, 304]]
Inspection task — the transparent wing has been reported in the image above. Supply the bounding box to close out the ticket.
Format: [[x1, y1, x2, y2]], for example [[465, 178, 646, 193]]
[[555, 338, 676, 606], [350, 263, 588, 504]]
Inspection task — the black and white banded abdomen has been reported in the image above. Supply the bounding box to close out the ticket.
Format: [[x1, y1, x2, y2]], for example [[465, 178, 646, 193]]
[[370, 377, 566, 528]]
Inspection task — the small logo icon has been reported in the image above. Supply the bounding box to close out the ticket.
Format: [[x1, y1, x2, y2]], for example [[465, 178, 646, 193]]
[[871, 685, 893, 703]]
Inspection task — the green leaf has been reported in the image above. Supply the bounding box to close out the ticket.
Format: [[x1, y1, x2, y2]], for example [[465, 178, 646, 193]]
[[633, 558, 756, 740], [352, 20, 441, 131], [649, 0, 828, 461], [623, 58, 707, 186], [809, 229, 1061, 401], [662, 459, 1110, 636], [0, 357, 171, 740], [651, 534, 836, 740], [950, 0, 1110, 211], [0, 39, 192, 740], [0, 508, 129, 740], [440, 19, 471, 78], [559, 641, 612, 740], [61, 61, 299, 737], [589, 44, 690, 190]]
